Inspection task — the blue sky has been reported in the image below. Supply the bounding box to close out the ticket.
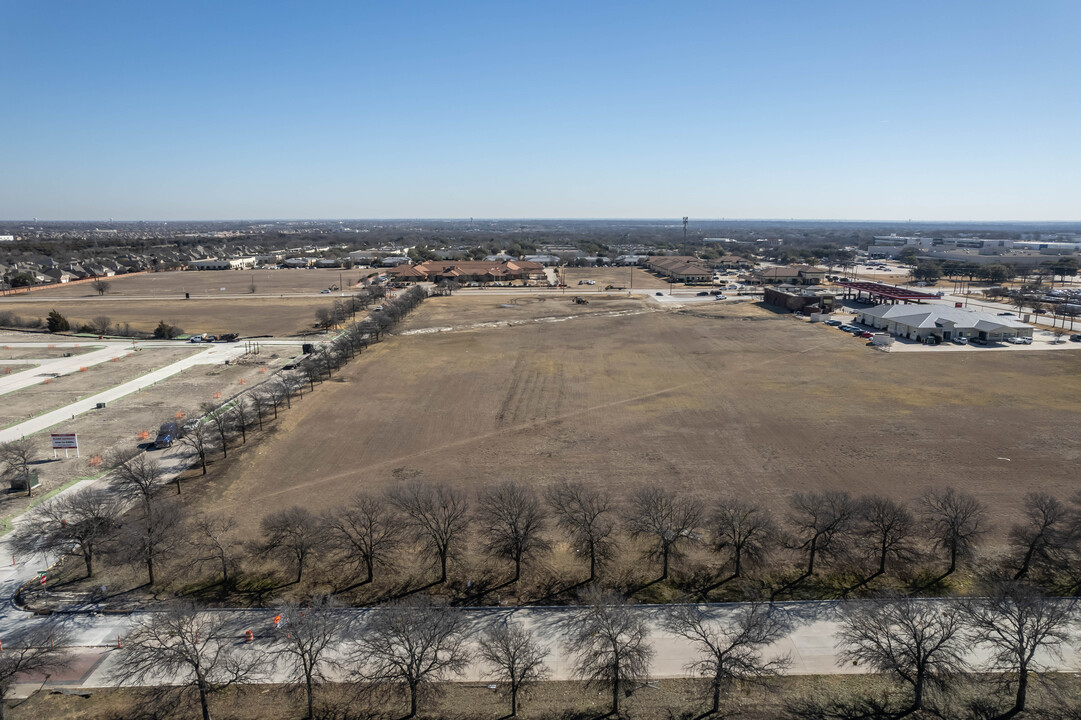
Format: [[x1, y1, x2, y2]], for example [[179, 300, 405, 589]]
[[1, 1, 1078, 220]]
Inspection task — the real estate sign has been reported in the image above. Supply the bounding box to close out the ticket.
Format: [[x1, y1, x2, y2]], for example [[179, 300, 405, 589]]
[[50, 433, 78, 449]]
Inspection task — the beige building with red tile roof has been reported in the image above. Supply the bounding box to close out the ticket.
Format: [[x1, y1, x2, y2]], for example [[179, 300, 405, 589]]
[[386, 259, 547, 283]]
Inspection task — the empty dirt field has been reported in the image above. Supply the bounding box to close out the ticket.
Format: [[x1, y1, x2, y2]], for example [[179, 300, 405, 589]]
[[0, 343, 97, 360], [399, 294, 656, 334], [213, 294, 1081, 541], [561, 266, 672, 289], [0, 297, 360, 337], [0, 346, 200, 427]]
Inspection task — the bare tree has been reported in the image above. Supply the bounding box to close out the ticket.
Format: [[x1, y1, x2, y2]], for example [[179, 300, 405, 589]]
[[108, 449, 163, 512], [559, 591, 653, 717], [919, 486, 987, 583], [227, 396, 255, 444], [624, 486, 702, 581], [119, 497, 184, 587], [273, 595, 350, 720], [11, 488, 119, 577], [314, 306, 336, 333], [190, 513, 241, 589], [251, 388, 272, 430], [664, 602, 790, 716], [477, 482, 550, 584], [1008, 492, 1070, 580], [775, 491, 856, 598], [961, 581, 1075, 718], [707, 499, 776, 587], [546, 480, 615, 583], [179, 420, 216, 477], [0, 623, 72, 720], [847, 496, 917, 594], [260, 506, 324, 585], [478, 620, 550, 717], [110, 601, 266, 720], [325, 493, 401, 586], [838, 595, 967, 715], [89, 315, 112, 335], [201, 402, 235, 460], [387, 482, 469, 584], [354, 599, 471, 718], [270, 376, 293, 411], [0, 437, 37, 496], [91, 278, 111, 296]]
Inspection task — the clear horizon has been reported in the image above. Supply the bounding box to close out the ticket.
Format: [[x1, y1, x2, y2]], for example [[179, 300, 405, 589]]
[[3, 1, 1079, 222]]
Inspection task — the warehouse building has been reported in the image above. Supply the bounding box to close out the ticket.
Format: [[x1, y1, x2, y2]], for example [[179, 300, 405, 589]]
[[855, 304, 1033, 343]]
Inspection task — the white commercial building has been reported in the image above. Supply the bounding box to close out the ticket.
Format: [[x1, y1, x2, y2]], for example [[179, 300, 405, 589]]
[[855, 304, 1033, 344], [188, 257, 256, 270]]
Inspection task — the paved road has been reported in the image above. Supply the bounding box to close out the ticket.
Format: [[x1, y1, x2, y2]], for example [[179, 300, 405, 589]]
[[0, 343, 249, 443], [0, 345, 128, 396]]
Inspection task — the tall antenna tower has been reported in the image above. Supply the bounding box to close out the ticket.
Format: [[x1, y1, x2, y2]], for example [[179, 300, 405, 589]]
[[682, 216, 689, 255]]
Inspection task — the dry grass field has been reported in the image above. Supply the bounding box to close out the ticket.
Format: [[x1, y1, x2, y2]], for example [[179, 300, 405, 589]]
[[12, 673, 1079, 720], [20, 268, 378, 298], [561, 266, 672, 289], [0, 269, 383, 336], [212, 294, 1081, 541], [0, 297, 354, 337]]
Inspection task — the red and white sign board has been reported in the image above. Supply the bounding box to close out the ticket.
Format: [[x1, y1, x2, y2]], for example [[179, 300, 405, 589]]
[[51, 433, 78, 449]]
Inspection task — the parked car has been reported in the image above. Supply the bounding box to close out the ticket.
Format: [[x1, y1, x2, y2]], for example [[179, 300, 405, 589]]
[[320, 289, 331, 294], [154, 422, 179, 449], [1006, 336, 1025, 344], [655, 292, 663, 296], [859, 331, 874, 339], [824, 319, 843, 326], [697, 291, 709, 296], [1070, 335, 1081, 342], [953, 337, 969, 345], [713, 295, 727, 300]]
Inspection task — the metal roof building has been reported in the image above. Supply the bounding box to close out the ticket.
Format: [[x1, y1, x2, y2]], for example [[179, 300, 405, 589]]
[[855, 304, 1033, 344]]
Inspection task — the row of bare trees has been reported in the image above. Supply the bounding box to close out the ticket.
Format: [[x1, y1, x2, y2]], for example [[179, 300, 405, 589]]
[[62, 579, 1078, 720], [804, 583, 1077, 719], [7, 289, 432, 593], [103, 591, 790, 720], [256, 484, 1081, 601], [16, 478, 1081, 606]]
